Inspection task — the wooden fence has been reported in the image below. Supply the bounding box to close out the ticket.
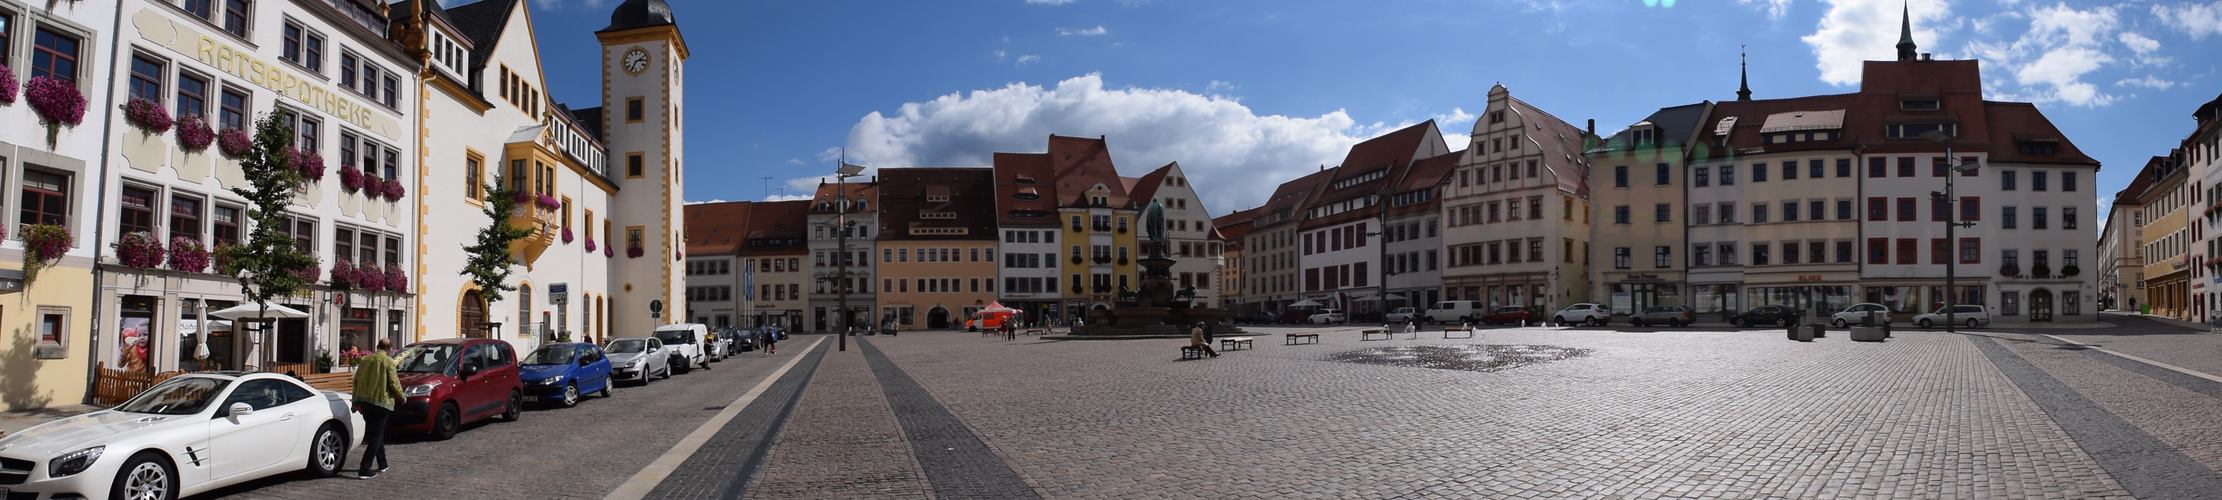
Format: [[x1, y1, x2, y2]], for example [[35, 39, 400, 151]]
[[92, 362, 183, 406]]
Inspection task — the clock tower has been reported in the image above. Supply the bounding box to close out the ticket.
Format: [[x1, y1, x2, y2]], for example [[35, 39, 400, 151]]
[[598, 0, 690, 329]]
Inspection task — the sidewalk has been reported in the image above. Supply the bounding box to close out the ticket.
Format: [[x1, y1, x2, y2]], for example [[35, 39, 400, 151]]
[[0, 404, 101, 436], [2101, 310, 2212, 332]]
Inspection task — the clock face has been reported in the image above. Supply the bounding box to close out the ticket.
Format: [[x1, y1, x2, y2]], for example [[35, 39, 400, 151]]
[[623, 49, 650, 75]]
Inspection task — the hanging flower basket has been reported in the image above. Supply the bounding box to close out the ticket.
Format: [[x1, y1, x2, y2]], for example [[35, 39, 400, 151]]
[[26, 76, 86, 126], [561, 227, 575, 244], [536, 194, 562, 211], [340, 167, 364, 192], [676, 250, 684, 261], [385, 263, 408, 294], [1998, 264, 2020, 278], [286, 147, 326, 181], [167, 237, 210, 273], [2031, 265, 2052, 279], [510, 190, 534, 206], [2061, 265, 2081, 277], [115, 231, 167, 269], [20, 224, 71, 289], [218, 128, 253, 157], [604, 245, 614, 258], [627, 247, 644, 259], [0, 63, 17, 104], [382, 178, 407, 201], [584, 237, 597, 252], [176, 114, 215, 151], [123, 97, 172, 134], [361, 260, 389, 293]]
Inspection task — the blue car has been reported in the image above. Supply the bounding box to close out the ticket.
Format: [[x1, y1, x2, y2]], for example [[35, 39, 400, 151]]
[[520, 342, 614, 408]]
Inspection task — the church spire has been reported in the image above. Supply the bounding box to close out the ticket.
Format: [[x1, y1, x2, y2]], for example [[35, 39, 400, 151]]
[[1896, 1, 1919, 61], [1737, 46, 1752, 101]]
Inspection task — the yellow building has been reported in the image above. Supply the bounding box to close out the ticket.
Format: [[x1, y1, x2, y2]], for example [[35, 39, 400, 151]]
[[875, 168, 998, 330], [2137, 156, 2192, 319]]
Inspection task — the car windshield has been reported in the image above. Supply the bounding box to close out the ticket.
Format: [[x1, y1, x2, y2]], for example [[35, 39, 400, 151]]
[[115, 376, 232, 415], [523, 345, 576, 365], [608, 339, 647, 353], [653, 330, 693, 344], [396, 343, 462, 374]]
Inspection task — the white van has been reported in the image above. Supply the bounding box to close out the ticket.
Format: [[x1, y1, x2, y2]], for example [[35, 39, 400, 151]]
[[1423, 300, 1483, 324], [651, 323, 711, 373]]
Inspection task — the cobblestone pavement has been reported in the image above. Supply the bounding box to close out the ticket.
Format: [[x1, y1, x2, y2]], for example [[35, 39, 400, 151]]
[[742, 342, 930, 499], [190, 341, 810, 500], [2047, 313, 2222, 380]]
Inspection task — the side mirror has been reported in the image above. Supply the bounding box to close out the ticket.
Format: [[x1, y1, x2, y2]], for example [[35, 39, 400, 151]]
[[226, 402, 254, 418], [578, 358, 593, 367], [460, 365, 481, 378]]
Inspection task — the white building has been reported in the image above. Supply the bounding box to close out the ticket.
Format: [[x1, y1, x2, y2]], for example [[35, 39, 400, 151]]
[[1128, 162, 1226, 308], [1382, 153, 1456, 315], [808, 180, 877, 332], [1442, 85, 1593, 313], [596, 0, 689, 332], [1297, 122, 1446, 320]]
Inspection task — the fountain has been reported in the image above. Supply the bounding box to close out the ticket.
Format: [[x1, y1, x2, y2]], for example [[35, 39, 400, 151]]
[[1071, 199, 1244, 337]]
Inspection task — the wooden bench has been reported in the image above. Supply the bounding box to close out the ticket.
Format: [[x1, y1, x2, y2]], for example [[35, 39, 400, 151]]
[[297, 372, 355, 392], [1442, 327, 1475, 339], [1284, 333, 1320, 345], [1180, 346, 1208, 359], [1360, 328, 1394, 341], [1219, 337, 1254, 351]]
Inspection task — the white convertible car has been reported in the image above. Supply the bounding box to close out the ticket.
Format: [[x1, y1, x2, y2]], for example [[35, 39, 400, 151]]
[[0, 372, 364, 500]]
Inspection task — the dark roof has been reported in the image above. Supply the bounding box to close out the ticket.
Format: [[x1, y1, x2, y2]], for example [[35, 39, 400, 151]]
[[739, 200, 810, 256], [1979, 101, 2098, 167], [1386, 150, 1461, 219], [1697, 93, 1862, 160], [1302, 121, 1441, 230], [684, 201, 753, 256], [876, 168, 997, 241], [811, 180, 878, 214], [1213, 207, 1259, 248], [2114, 160, 2156, 206], [1253, 168, 1335, 230], [601, 0, 676, 33], [993, 151, 1060, 226], [1503, 95, 1595, 199], [567, 106, 604, 142], [443, 0, 516, 78], [1590, 102, 1711, 152], [1046, 135, 1128, 208]]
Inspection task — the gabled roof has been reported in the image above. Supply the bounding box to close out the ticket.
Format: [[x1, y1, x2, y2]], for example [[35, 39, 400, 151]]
[[1125, 162, 1176, 209], [1696, 93, 1861, 160], [1503, 95, 1594, 199], [443, 0, 517, 78], [683, 201, 752, 256], [992, 151, 1058, 226], [567, 106, 604, 143], [812, 179, 878, 214], [1590, 102, 1711, 153], [1046, 135, 1129, 208], [1214, 207, 1260, 246], [1301, 121, 1442, 230], [738, 200, 810, 256], [1254, 168, 1335, 229], [1979, 101, 2099, 167], [2115, 160, 2156, 206], [877, 168, 997, 241]]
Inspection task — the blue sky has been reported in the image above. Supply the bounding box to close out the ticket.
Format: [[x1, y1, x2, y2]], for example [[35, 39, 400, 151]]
[[505, 0, 2220, 229]]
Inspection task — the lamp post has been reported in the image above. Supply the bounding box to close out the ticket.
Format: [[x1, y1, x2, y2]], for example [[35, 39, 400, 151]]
[[834, 157, 866, 352], [1921, 130, 1979, 333]]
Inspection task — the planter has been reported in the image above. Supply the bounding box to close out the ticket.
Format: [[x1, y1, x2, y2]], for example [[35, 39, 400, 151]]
[[2061, 265, 2081, 277], [1998, 265, 2020, 278]]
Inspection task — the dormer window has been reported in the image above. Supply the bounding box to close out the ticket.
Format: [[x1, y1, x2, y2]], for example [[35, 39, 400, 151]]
[[926, 195, 950, 203], [1886, 123, 1955, 139], [2019, 141, 2058, 155], [1900, 99, 1940, 111], [1632, 128, 1655, 145]]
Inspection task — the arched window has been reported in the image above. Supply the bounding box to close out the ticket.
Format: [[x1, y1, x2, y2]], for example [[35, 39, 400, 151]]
[[460, 294, 487, 338]]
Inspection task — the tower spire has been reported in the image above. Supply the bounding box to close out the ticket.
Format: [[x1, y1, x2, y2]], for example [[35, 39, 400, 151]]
[[1737, 45, 1752, 101], [1896, 1, 1919, 61]]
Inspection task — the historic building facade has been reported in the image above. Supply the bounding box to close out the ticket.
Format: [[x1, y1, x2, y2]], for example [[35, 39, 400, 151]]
[[1442, 84, 1593, 313], [1588, 103, 1711, 316], [807, 180, 876, 332], [1296, 122, 1446, 321], [2141, 156, 2192, 320], [1381, 153, 1455, 317], [1127, 162, 1227, 310], [2100, 174, 2150, 312], [992, 147, 1065, 325], [876, 168, 996, 330]]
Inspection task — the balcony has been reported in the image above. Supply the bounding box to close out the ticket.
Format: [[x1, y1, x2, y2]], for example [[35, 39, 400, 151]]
[[507, 201, 558, 264], [1093, 256, 1112, 265], [1091, 223, 1112, 232]]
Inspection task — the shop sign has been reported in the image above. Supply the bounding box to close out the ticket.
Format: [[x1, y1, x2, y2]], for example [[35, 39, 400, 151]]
[[1798, 275, 1825, 281], [133, 9, 394, 137]]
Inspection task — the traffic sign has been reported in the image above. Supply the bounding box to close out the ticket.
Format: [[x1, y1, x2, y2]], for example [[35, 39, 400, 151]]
[[649, 299, 664, 313]]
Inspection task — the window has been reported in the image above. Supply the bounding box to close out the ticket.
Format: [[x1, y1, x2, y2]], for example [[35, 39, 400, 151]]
[[465, 155, 483, 200], [1898, 157, 1915, 177], [1752, 203, 1768, 223], [183, 0, 212, 20], [119, 186, 156, 236], [32, 27, 79, 82], [627, 227, 644, 253], [1654, 246, 1671, 268], [2003, 207, 2017, 229], [1868, 198, 1886, 221], [1782, 162, 1796, 180], [1718, 203, 1734, 223], [1933, 157, 1949, 177], [1753, 163, 1767, 182], [1614, 166, 1628, 187], [627, 97, 644, 122], [223, 0, 250, 37], [382, 76, 398, 108], [1529, 197, 1542, 219], [1782, 242, 1799, 264], [1656, 164, 1670, 185], [1838, 200, 1853, 220], [1836, 159, 1851, 177], [129, 54, 163, 102], [2064, 172, 2077, 192], [176, 73, 208, 118], [1961, 238, 1980, 264], [1695, 167, 1709, 187], [2032, 171, 2047, 191], [1867, 238, 1888, 264], [2063, 207, 2077, 230], [1694, 244, 1712, 266], [2002, 170, 2017, 190], [1613, 247, 1631, 269], [1613, 206, 1629, 224], [1752, 243, 1770, 266], [1694, 205, 1710, 225], [1932, 238, 1950, 265], [1782, 201, 1798, 222], [1720, 165, 1735, 185], [1897, 198, 1915, 221], [1655, 204, 1670, 223], [20, 169, 71, 230], [1836, 241, 1853, 263], [220, 87, 248, 130], [1896, 238, 1916, 265], [212, 205, 241, 247], [1932, 198, 1948, 221], [1719, 243, 1737, 265], [627, 153, 644, 178], [170, 195, 202, 242], [1869, 157, 1886, 178], [2033, 207, 2048, 229]]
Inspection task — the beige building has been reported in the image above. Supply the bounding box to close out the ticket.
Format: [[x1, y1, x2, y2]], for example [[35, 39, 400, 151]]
[[1587, 103, 1711, 316], [1441, 84, 1593, 312], [2139, 156, 2192, 319], [2100, 173, 2150, 311]]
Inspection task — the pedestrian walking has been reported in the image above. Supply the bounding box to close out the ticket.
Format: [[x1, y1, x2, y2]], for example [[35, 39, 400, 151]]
[[761, 328, 777, 355], [351, 339, 404, 479], [1187, 322, 1219, 358]]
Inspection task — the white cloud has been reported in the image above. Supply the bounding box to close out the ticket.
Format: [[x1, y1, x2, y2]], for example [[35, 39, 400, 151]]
[[994, 50, 1008, 62], [786, 158, 807, 165], [1025, 0, 1075, 4], [686, 199, 731, 205], [1058, 26, 1109, 36], [2152, 2, 2222, 40], [2117, 75, 2178, 89], [1802, 0, 1954, 86], [1433, 108, 1477, 152], [1015, 55, 1042, 67], [2118, 31, 2170, 67], [1740, 0, 1794, 19], [832, 73, 1411, 214], [764, 194, 813, 202], [1975, 3, 2124, 107]]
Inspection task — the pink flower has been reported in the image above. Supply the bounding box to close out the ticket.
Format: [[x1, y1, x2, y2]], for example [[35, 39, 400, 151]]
[[330, 258, 358, 288], [584, 237, 597, 252], [627, 247, 644, 259], [115, 231, 166, 269], [0, 63, 17, 104], [286, 147, 326, 181], [385, 264, 408, 293], [167, 237, 210, 273], [123, 97, 172, 133], [604, 245, 614, 258], [176, 114, 215, 150], [383, 178, 407, 200], [218, 128, 253, 157], [25, 77, 86, 125], [340, 167, 363, 192], [561, 227, 575, 244], [536, 194, 562, 210]]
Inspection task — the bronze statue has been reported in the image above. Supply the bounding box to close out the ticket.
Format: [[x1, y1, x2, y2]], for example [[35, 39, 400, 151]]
[[1143, 198, 1167, 257]]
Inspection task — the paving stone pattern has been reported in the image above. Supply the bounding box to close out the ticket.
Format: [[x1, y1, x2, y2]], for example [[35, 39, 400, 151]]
[[645, 342, 829, 500], [1324, 344, 1592, 373], [858, 337, 1043, 500], [744, 345, 933, 499], [863, 327, 2138, 499], [1989, 334, 2222, 493]]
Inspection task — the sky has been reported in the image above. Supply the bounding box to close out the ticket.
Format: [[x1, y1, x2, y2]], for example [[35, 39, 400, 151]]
[[494, 0, 2220, 234]]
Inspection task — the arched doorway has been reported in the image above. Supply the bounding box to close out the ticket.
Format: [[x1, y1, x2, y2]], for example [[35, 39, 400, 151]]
[[460, 293, 487, 338], [927, 307, 951, 329], [2031, 289, 2055, 322]]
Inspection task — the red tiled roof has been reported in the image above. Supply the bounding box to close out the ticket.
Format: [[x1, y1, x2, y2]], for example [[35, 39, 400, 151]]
[[1385, 151, 1461, 219], [1301, 121, 1443, 230], [738, 200, 810, 256], [1503, 96, 1594, 199], [1045, 135, 1130, 208], [1125, 162, 1176, 209], [876, 167, 997, 241], [993, 151, 1059, 226], [683, 201, 753, 255]]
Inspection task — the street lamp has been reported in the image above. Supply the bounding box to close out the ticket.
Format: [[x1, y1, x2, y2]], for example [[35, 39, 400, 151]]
[[834, 158, 866, 352], [1920, 129, 1979, 333]]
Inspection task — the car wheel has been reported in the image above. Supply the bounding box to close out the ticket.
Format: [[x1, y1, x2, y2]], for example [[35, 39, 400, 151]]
[[599, 381, 614, 397], [113, 452, 176, 500], [1633, 319, 1646, 327], [675, 357, 692, 374], [500, 390, 523, 422], [1831, 318, 1848, 328], [1967, 318, 1981, 328], [660, 364, 672, 380], [431, 402, 462, 441], [1919, 318, 1934, 328], [1779, 318, 1794, 328], [308, 423, 346, 478], [560, 383, 580, 408]]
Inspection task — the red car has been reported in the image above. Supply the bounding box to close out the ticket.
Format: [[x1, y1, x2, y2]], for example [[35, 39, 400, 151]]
[[389, 338, 524, 439], [1480, 306, 1538, 325]]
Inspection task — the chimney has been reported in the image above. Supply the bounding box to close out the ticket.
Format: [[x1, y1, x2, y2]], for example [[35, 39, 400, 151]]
[[1922, 53, 1933, 61], [1587, 119, 1595, 136]]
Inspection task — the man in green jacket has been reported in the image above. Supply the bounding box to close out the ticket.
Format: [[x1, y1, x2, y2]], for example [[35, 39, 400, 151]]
[[351, 339, 404, 479]]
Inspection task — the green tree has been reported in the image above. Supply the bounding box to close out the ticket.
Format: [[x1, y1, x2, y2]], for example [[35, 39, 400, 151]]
[[217, 111, 318, 317], [461, 173, 534, 305]]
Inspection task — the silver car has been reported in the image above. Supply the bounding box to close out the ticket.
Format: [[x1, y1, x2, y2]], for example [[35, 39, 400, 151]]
[[1913, 305, 1991, 328], [605, 337, 672, 385]]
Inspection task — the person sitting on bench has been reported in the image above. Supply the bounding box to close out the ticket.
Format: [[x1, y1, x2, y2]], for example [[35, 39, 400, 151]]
[[1187, 321, 1219, 358]]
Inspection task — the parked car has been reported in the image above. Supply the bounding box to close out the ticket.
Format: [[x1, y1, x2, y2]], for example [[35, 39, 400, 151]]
[[1423, 300, 1483, 324], [1306, 309, 1347, 324], [0, 372, 365, 500], [1631, 305, 1695, 327], [1553, 303, 1611, 326], [1728, 305, 1805, 328], [1481, 306, 1538, 325], [1384, 307, 1418, 324], [703, 330, 731, 361], [652, 323, 711, 374], [1913, 305, 1991, 328], [719, 327, 755, 353], [521, 342, 614, 408], [391, 338, 524, 440], [1830, 303, 1895, 327], [606, 337, 672, 385]]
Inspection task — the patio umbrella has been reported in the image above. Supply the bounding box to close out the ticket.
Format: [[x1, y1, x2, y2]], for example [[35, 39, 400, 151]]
[[1289, 299, 1322, 308], [979, 301, 1021, 314], [209, 302, 310, 320]]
